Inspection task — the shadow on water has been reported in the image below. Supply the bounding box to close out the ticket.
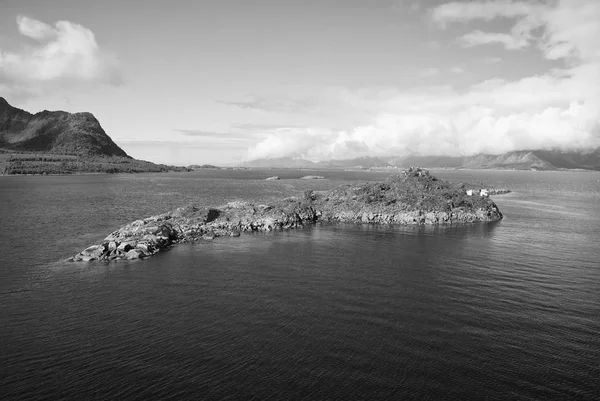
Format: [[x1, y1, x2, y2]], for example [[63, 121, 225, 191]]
[[321, 219, 502, 239]]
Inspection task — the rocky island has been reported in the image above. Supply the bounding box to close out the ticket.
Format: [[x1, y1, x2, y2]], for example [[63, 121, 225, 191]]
[[68, 168, 504, 262]]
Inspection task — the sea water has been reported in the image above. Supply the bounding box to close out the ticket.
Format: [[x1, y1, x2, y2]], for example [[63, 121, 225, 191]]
[[1, 169, 599, 400]]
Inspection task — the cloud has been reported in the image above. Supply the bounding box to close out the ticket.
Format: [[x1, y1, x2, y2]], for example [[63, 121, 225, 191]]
[[218, 96, 313, 113], [17, 16, 56, 40], [175, 129, 259, 144], [233, 123, 303, 131], [246, 0, 600, 161], [431, 0, 600, 61], [176, 129, 232, 138], [459, 30, 529, 49], [0, 16, 121, 97], [431, 0, 538, 24]]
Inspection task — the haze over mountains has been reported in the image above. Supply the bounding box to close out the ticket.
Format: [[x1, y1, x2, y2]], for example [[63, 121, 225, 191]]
[[242, 149, 600, 171]]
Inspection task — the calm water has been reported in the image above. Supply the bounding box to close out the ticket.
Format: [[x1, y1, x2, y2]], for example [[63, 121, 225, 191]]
[[1, 169, 599, 400]]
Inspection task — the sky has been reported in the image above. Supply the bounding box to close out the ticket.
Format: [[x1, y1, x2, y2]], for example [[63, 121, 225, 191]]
[[1, 0, 599, 165]]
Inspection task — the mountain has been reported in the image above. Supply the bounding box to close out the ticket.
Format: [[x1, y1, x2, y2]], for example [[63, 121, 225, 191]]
[[241, 149, 600, 171], [530, 148, 600, 170], [0, 97, 189, 174], [0, 97, 128, 157], [461, 149, 600, 170], [461, 151, 556, 170]]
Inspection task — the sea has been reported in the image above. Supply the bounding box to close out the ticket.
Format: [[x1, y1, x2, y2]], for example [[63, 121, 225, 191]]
[[1, 168, 599, 400]]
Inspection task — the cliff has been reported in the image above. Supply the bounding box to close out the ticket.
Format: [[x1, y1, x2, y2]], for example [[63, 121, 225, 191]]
[[68, 168, 504, 262]]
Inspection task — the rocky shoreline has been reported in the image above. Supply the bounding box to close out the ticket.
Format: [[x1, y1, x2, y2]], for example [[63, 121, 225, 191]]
[[68, 168, 504, 262]]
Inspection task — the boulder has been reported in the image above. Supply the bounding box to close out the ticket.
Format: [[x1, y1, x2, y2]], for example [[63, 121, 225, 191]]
[[125, 249, 144, 260], [202, 231, 216, 240], [81, 244, 107, 259], [117, 242, 134, 252]]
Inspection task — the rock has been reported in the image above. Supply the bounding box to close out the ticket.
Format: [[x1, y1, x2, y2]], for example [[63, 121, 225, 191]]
[[117, 242, 134, 252], [69, 168, 504, 263], [81, 245, 102, 255], [125, 249, 144, 260], [81, 244, 107, 259], [172, 203, 199, 217], [265, 176, 279, 180], [136, 243, 150, 254]]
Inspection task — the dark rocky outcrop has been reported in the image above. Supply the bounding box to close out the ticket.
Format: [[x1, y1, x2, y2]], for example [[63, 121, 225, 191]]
[[68, 168, 504, 262]]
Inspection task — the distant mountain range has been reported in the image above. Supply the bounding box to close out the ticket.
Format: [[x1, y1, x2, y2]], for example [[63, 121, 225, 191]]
[[241, 149, 600, 171], [0, 97, 187, 174]]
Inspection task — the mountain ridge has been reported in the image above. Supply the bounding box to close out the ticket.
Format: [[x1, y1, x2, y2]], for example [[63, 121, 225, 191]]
[[241, 149, 600, 171], [0, 97, 129, 157], [0, 97, 189, 174]]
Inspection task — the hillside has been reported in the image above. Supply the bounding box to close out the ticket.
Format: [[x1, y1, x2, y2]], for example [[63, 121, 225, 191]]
[[0, 97, 188, 174], [0, 97, 128, 157], [461, 151, 556, 170]]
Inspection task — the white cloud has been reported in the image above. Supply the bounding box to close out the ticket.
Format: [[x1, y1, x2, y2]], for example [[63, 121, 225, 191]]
[[0, 16, 120, 97], [17, 16, 56, 40], [431, 0, 538, 24], [246, 0, 600, 161], [431, 0, 600, 61], [459, 30, 529, 49]]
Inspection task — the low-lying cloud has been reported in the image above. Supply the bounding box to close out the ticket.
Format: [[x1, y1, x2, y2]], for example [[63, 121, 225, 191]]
[[246, 0, 600, 161]]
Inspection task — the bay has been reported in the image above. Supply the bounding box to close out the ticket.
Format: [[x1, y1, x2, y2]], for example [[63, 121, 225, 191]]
[[1, 169, 599, 400]]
